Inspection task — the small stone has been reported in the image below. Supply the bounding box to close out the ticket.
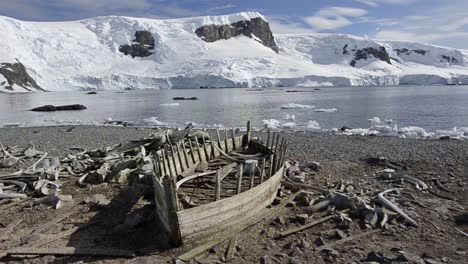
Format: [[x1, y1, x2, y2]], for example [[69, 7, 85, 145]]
[[295, 214, 309, 225], [209, 244, 223, 253], [366, 251, 386, 263], [290, 175, 305, 184], [441, 257, 449, 263], [275, 216, 286, 225], [299, 239, 311, 249], [283, 241, 297, 250], [314, 237, 326, 247], [423, 259, 438, 264], [174, 259, 185, 264], [260, 255, 270, 264], [289, 247, 304, 257], [335, 229, 347, 239], [395, 253, 409, 262], [299, 161, 322, 172], [83, 194, 110, 206]]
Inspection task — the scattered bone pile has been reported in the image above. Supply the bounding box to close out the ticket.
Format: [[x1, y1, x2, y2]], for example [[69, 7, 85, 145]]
[[0, 125, 194, 210]]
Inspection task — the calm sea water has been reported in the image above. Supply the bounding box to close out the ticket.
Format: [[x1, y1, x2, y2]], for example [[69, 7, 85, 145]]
[[1, 85, 468, 131]]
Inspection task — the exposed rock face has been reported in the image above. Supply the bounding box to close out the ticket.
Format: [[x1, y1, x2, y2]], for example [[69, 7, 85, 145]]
[[119, 31, 155, 58], [0, 62, 44, 91], [395, 48, 429, 56], [342, 45, 391, 67], [195, 17, 279, 53], [441, 55, 458, 63]]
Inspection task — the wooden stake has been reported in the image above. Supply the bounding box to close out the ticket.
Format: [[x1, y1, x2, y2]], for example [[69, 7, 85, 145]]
[[171, 146, 179, 176], [188, 139, 196, 164], [215, 170, 221, 201], [216, 129, 222, 149], [260, 158, 266, 183], [201, 136, 210, 161], [176, 145, 184, 172], [249, 164, 255, 189], [195, 139, 203, 163], [154, 152, 163, 178], [266, 131, 271, 150], [236, 164, 243, 194], [225, 234, 238, 261], [231, 129, 237, 150], [268, 154, 274, 177], [165, 150, 174, 178], [224, 129, 229, 152], [181, 142, 190, 168], [161, 149, 168, 177]]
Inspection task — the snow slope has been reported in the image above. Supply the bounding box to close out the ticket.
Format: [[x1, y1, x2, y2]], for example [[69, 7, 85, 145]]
[[1, 12, 468, 92]]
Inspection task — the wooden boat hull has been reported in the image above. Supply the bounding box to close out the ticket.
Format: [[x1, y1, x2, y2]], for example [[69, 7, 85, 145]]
[[152, 126, 287, 246]]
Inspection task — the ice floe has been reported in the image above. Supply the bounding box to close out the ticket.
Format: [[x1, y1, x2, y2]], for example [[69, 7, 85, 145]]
[[307, 120, 321, 131], [281, 103, 315, 109], [284, 114, 296, 120], [160, 103, 180, 107], [314, 108, 338, 113]]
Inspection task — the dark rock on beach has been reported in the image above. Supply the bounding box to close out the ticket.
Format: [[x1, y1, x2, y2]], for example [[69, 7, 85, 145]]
[[30, 104, 87, 112], [195, 17, 279, 53], [86, 91, 97, 95]]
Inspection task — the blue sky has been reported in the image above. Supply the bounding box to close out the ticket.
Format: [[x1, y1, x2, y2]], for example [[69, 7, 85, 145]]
[[0, 0, 467, 49]]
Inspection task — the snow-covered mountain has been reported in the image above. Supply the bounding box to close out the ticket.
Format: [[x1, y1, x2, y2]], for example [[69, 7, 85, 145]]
[[1, 12, 468, 92]]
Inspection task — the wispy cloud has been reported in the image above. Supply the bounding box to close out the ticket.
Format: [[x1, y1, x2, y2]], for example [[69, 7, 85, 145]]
[[355, 0, 417, 7], [303, 6, 367, 31], [208, 3, 235, 12]]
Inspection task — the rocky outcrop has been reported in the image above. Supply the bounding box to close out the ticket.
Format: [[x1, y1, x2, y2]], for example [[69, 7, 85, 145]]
[[30, 104, 87, 112], [342, 45, 391, 67], [395, 48, 429, 56], [441, 55, 458, 63], [195, 17, 279, 53], [119, 31, 155, 58], [0, 62, 44, 92]]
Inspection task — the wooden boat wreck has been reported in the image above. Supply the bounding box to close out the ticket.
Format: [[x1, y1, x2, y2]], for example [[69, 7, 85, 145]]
[[151, 122, 288, 246]]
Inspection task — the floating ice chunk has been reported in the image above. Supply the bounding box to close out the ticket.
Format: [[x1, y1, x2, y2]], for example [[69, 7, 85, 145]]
[[307, 120, 321, 131], [213, 124, 225, 129], [435, 129, 465, 139], [368, 117, 382, 125], [160, 103, 180, 107], [143, 117, 167, 126], [314, 108, 338, 113], [3, 123, 23, 128], [284, 114, 295, 121], [281, 122, 296, 129], [384, 119, 393, 124], [370, 125, 398, 136], [281, 103, 315, 109], [262, 119, 281, 129], [398, 126, 429, 138], [341, 128, 372, 136]]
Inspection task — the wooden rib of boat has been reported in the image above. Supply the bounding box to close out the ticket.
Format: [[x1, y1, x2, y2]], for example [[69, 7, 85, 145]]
[[151, 122, 288, 246]]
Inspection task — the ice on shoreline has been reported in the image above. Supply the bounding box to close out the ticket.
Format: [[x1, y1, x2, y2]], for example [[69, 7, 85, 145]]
[[281, 103, 315, 109], [143, 117, 167, 126], [284, 114, 295, 121], [307, 120, 321, 131], [314, 108, 338, 113]]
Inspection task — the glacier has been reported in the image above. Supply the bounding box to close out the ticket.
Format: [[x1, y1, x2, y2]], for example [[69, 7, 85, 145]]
[[1, 12, 468, 92]]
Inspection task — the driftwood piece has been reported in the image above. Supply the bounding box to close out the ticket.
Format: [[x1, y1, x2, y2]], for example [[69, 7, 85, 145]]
[[177, 235, 228, 262], [236, 164, 243, 194], [6, 247, 135, 258], [225, 233, 238, 261], [275, 213, 336, 238], [378, 189, 418, 227], [212, 144, 242, 163], [317, 229, 379, 250], [231, 129, 237, 150], [0, 180, 27, 192]]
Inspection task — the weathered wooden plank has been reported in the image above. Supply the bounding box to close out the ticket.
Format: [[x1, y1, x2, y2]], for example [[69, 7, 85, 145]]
[[215, 170, 221, 201], [268, 154, 274, 177], [163, 176, 182, 245], [176, 144, 185, 172], [266, 131, 271, 150], [236, 164, 243, 194], [216, 129, 222, 149], [181, 142, 191, 169], [188, 139, 196, 164], [249, 164, 255, 189], [201, 136, 210, 161], [231, 129, 237, 150], [224, 129, 229, 152], [260, 158, 266, 183]]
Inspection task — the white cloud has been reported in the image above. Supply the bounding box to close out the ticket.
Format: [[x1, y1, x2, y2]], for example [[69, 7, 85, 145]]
[[355, 0, 417, 7], [208, 4, 236, 12], [303, 6, 367, 31], [269, 19, 316, 34]]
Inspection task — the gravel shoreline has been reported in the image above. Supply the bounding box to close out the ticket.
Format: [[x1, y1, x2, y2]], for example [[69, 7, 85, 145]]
[[1, 125, 467, 263], [0, 125, 467, 164]]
